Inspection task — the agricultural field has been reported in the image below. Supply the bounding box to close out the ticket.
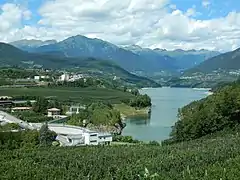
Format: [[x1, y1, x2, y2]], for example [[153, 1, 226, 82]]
[[1, 130, 240, 179], [0, 87, 134, 104]]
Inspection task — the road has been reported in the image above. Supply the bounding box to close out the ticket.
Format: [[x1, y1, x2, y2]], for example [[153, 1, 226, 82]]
[[0, 111, 34, 130]]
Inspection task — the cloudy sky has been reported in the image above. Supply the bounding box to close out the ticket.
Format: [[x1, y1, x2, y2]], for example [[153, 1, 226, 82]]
[[0, 0, 240, 51]]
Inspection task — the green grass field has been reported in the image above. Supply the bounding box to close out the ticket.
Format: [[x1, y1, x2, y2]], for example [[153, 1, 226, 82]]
[[0, 87, 134, 103]]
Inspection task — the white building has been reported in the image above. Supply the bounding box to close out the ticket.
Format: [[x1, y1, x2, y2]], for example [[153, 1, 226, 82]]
[[60, 73, 70, 81], [34, 76, 40, 80], [47, 108, 61, 118], [11, 107, 32, 113], [31, 123, 112, 146], [66, 105, 86, 116]]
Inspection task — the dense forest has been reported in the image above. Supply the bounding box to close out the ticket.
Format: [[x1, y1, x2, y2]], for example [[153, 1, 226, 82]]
[[168, 80, 240, 143]]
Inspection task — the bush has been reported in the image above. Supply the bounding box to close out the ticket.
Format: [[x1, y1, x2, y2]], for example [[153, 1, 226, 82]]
[[148, 141, 160, 146], [113, 135, 140, 143]]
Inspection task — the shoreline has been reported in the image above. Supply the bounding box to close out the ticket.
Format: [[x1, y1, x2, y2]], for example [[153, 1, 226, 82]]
[[114, 104, 150, 120]]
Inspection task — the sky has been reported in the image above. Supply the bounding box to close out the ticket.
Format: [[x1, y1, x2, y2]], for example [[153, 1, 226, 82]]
[[0, 0, 240, 52]]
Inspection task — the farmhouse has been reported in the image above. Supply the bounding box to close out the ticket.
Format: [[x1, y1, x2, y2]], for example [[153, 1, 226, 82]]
[[47, 108, 61, 118]]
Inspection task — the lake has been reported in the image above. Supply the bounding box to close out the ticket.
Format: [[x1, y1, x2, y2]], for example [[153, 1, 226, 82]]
[[122, 87, 210, 141]]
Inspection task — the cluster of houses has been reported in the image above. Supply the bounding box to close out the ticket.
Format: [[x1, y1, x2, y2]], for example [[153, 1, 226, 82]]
[[59, 73, 88, 82], [33, 73, 88, 83], [0, 96, 113, 146]]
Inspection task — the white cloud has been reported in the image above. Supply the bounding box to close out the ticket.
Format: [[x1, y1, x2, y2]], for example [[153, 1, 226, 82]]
[[0, 3, 22, 32], [0, 3, 32, 41], [0, 0, 240, 52], [22, 10, 31, 20], [202, 0, 210, 8], [185, 8, 196, 17]]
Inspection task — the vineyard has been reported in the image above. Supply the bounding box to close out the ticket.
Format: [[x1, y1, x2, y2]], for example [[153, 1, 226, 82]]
[[1, 130, 240, 179], [0, 86, 134, 103]]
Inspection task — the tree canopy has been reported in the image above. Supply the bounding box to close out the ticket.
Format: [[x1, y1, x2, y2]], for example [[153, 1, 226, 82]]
[[170, 80, 240, 142]]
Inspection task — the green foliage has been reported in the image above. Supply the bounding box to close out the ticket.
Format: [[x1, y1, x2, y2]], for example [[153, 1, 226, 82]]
[[0, 86, 135, 104], [13, 111, 52, 123], [1, 131, 240, 179], [148, 141, 160, 146], [51, 78, 109, 88], [113, 135, 140, 143], [0, 123, 20, 131], [88, 102, 121, 126], [21, 130, 40, 149], [126, 94, 152, 108], [131, 88, 140, 96], [67, 102, 122, 127], [0, 130, 39, 150], [68, 110, 89, 126], [170, 81, 240, 142], [39, 123, 57, 147], [0, 78, 13, 86], [33, 97, 49, 113], [0, 68, 36, 79]]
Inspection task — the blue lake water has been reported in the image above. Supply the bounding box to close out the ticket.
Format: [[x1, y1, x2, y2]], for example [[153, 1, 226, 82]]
[[122, 87, 209, 141]]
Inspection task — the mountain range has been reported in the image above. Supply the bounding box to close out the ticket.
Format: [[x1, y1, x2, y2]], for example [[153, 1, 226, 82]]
[[10, 35, 220, 72], [11, 39, 57, 51], [153, 48, 220, 70], [7, 35, 240, 77], [124, 45, 220, 70], [185, 47, 240, 74], [0, 42, 160, 87]]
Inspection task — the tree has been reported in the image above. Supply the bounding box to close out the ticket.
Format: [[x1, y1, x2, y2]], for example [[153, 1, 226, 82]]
[[68, 110, 89, 126], [39, 123, 56, 146], [170, 80, 240, 142], [33, 97, 49, 114], [131, 89, 140, 96], [26, 100, 32, 107]]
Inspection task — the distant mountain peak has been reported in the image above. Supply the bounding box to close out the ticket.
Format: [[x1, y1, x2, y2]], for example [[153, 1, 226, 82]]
[[10, 39, 57, 52], [123, 44, 143, 51], [153, 48, 167, 52]]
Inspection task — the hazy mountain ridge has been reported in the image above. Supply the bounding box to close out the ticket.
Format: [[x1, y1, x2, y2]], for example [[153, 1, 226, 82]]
[[153, 48, 221, 70], [0, 42, 160, 87], [32, 35, 177, 72], [185, 47, 240, 74], [11, 39, 57, 52], [10, 35, 221, 72]]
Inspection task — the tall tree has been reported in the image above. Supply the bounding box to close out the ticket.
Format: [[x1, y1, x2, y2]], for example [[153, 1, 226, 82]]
[[33, 97, 49, 114], [39, 123, 56, 146]]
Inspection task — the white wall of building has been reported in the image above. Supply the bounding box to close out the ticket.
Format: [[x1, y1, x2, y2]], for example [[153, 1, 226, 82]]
[[30, 123, 112, 146]]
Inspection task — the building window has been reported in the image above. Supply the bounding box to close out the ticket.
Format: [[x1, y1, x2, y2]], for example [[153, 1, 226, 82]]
[[90, 134, 97, 137], [90, 140, 97, 143]]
